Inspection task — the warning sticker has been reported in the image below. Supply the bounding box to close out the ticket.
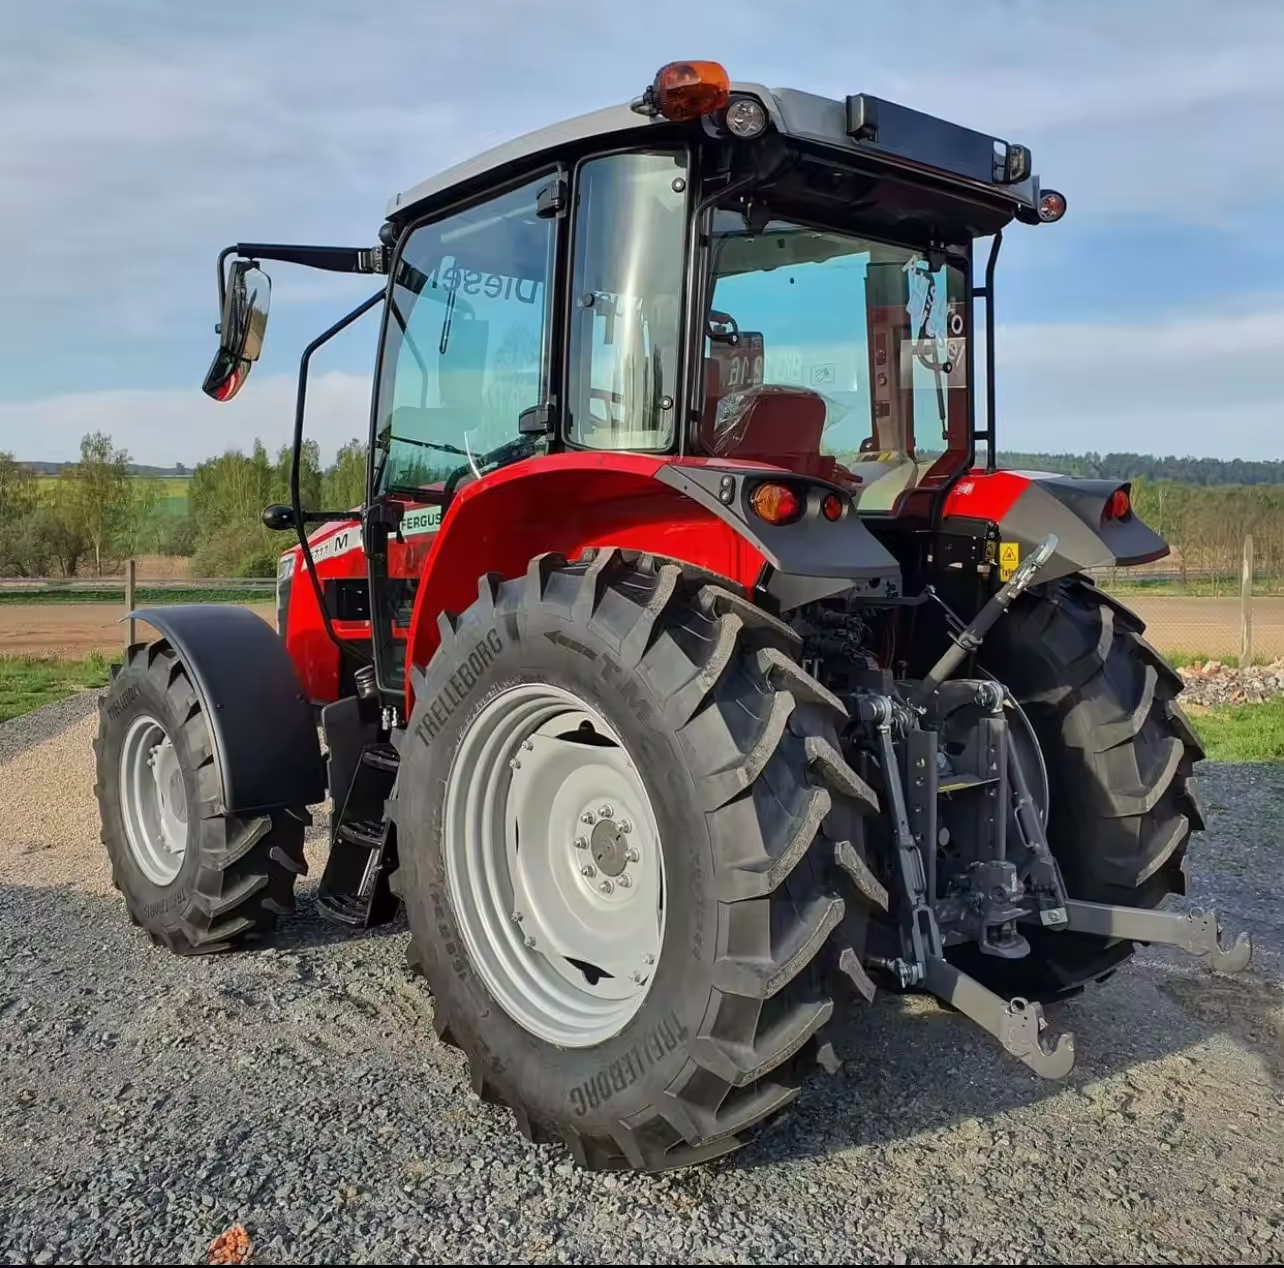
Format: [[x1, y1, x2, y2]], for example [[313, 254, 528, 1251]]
[[999, 541, 1021, 582]]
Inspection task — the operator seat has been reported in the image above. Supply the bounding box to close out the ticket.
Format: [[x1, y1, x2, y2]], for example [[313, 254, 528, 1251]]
[[699, 360, 835, 480]]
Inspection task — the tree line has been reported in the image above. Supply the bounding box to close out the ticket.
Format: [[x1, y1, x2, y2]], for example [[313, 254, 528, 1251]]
[[2, 433, 1282, 580], [993, 451, 1284, 487], [0, 433, 366, 579]]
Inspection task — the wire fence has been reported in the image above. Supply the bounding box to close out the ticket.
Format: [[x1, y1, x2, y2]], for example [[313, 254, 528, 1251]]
[[4, 540, 1281, 665]]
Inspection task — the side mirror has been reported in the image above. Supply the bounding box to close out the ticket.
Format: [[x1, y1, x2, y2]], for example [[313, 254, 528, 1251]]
[[203, 259, 272, 402], [262, 504, 296, 531]]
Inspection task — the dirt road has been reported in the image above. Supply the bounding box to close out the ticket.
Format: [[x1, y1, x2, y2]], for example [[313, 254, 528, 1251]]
[[0, 694, 1280, 1263], [0, 603, 276, 658], [2, 595, 1280, 661]]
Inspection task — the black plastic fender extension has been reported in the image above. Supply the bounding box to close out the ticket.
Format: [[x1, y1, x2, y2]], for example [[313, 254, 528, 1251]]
[[124, 604, 326, 816]]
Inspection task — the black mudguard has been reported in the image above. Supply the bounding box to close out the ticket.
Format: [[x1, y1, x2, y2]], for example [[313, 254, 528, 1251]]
[[125, 604, 326, 816], [990, 478, 1168, 583]]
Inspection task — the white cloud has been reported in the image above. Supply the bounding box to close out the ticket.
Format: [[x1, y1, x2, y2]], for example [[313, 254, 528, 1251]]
[[6, 304, 1279, 466], [0, 372, 371, 468], [993, 303, 1284, 458]]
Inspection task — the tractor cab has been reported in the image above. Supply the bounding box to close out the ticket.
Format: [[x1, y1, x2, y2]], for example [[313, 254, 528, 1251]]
[[206, 60, 1067, 702]]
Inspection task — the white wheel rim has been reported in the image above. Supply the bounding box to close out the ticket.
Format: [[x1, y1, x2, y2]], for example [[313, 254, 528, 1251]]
[[118, 713, 190, 886], [442, 683, 666, 1048]]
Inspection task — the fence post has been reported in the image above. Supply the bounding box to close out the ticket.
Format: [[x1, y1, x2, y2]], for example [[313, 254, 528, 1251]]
[[125, 559, 136, 652], [1240, 535, 1253, 667]]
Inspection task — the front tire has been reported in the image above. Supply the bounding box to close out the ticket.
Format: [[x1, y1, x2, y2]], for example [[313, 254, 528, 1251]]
[[971, 575, 1205, 998], [94, 641, 308, 954], [392, 550, 884, 1171]]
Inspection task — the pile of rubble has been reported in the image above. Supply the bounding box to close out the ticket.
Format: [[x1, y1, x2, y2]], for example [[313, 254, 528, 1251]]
[[1177, 658, 1284, 707]]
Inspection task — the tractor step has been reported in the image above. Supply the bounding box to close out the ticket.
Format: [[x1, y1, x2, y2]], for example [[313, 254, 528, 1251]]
[[362, 744, 400, 773], [317, 741, 400, 929]]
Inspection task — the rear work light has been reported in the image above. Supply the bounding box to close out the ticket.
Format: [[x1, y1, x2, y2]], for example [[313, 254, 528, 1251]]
[[1102, 487, 1133, 523], [648, 61, 730, 122], [724, 96, 768, 138], [749, 482, 803, 525]]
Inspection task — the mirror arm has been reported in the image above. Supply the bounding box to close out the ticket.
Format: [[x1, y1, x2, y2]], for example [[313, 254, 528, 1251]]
[[232, 243, 389, 275], [291, 290, 385, 665]]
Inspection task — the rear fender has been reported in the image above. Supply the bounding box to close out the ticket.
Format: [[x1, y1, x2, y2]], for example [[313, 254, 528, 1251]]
[[943, 471, 1168, 582], [124, 604, 326, 815], [404, 453, 902, 695]]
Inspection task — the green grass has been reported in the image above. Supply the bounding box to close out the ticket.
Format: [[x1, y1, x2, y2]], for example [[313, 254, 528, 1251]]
[[1187, 699, 1284, 762], [1162, 650, 1277, 669], [0, 653, 111, 723], [0, 586, 271, 605]]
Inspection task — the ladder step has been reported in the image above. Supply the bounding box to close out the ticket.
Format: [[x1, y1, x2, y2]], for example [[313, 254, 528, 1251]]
[[336, 819, 385, 849], [362, 744, 400, 773]]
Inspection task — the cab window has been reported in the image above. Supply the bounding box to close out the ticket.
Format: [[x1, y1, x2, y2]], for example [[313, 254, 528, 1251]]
[[566, 151, 688, 451], [373, 177, 556, 499]]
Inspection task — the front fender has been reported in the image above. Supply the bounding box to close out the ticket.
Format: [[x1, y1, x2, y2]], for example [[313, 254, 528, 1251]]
[[125, 604, 326, 815], [943, 471, 1168, 582]]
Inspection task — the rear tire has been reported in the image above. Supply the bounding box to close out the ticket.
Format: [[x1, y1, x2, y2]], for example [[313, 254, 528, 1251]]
[[968, 575, 1205, 998], [94, 640, 308, 954], [391, 549, 884, 1171]]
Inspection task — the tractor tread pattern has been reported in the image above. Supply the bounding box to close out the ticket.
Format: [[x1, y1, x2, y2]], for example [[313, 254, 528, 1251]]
[[399, 548, 882, 1172], [94, 640, 307, 956], [971, 574, 1205, 997]]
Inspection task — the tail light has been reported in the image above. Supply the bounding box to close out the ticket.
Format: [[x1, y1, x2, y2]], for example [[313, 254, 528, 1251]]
[[820, 492, 845, 522], [1102, 487, 1133, 523], [749, 482, 803, 525]]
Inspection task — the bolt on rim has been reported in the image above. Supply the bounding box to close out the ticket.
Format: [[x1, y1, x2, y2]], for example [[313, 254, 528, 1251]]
[[442, 683, 666, 1048], [118, 713, 190, 886]]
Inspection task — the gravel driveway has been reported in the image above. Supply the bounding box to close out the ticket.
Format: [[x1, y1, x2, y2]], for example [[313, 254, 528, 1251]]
[[1, 694, 1281, 1265]]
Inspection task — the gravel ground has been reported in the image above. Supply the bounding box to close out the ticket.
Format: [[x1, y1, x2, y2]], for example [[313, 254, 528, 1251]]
[[1, 693, 1281, 1265]]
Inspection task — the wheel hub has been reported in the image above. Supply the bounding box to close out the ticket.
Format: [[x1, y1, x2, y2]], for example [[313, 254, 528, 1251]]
[[589, 817, 629, 878]]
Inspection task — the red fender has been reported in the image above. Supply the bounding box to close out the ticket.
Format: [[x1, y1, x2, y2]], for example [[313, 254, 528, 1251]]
[[403, 452, 770, 696]]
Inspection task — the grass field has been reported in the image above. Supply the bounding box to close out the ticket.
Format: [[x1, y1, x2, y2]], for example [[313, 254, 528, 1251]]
[[1186, 699, 1284, 762], [34, 474, 190, 519], [0, 654, 111, 723]]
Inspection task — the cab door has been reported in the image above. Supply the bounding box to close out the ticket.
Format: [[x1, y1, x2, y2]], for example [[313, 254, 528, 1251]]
[[365, 174, 563, 696]]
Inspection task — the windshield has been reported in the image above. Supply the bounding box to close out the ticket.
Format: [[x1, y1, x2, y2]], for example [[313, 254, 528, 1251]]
[[700, 211, 970, 512]]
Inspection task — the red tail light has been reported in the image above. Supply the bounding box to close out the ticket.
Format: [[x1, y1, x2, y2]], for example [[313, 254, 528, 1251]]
[[749, 482, 802, 525], [820, 492, 845, 521], [1102, 487, 1133, 523]]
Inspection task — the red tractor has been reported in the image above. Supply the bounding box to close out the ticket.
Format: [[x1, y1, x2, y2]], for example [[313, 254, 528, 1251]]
[[95, 62, 1249, 1171]]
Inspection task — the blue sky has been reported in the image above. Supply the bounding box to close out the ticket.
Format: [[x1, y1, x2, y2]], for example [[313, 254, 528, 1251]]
[[1, 0, 1281, 465]]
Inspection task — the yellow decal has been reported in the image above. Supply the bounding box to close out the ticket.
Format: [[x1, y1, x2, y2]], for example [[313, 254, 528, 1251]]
[[999, 541, 1020, 581]]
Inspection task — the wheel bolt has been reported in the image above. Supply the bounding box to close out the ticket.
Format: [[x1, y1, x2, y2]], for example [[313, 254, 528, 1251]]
[[630, 971, 645, 984], [511, 911, 523, 923], [642, 953, 655, 965], [581, 865, 596, 878], [524, 935, 536, 948], [598, 804, 614, 819], [618, 874, 632, 888], [599, 879, 614, 894], [618, 819, 632, 834], [626, 848, 639, 864], [574, 836, 589, 850], [580, 811, 595, 825], [509, 757, 521, 770], [522, 739, 534, 751]]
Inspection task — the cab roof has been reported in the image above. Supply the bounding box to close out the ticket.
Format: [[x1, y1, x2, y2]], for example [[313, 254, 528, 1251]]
[[387, 82, 1045, 227]]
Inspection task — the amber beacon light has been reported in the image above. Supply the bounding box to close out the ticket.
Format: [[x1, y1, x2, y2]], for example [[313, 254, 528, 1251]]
[[650, 61, 731, 122]]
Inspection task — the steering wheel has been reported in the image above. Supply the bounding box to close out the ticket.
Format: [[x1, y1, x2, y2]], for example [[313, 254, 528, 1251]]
[[441, 435, 540, 499]]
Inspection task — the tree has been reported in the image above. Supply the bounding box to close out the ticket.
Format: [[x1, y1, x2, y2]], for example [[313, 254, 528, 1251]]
[[323, 439, 368, 512], [60, 432, 133, 575]]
